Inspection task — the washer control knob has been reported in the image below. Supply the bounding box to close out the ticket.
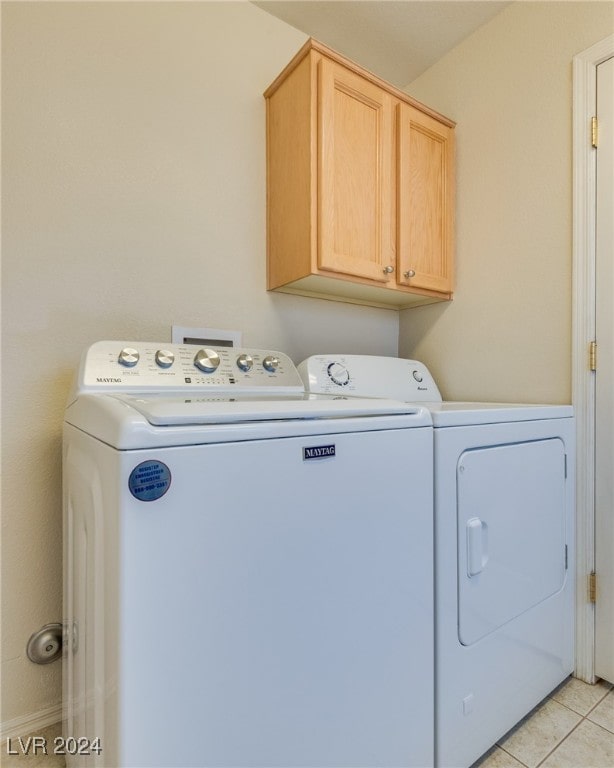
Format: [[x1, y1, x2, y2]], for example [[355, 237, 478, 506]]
[[327, 362, 350, 386], [155, 349, 175, 368], [412, 369, 424, 383], [236, 354, 253, 372], [194, 349, 221, 373], [262, 355, 280, 373], [118, 347, 139, 367]]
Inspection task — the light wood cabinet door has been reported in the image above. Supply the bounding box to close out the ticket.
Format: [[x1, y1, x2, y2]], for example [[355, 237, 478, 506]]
[[317, 58, 395, 284], [265, 39, 455, 309], [397, 102, 454, 294]]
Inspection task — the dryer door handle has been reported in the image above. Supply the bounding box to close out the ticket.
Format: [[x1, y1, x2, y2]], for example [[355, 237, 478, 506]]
[[466, 517, 489, 577]]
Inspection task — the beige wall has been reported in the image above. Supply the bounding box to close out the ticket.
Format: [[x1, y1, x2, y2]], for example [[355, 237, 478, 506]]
[[399, 1, 614, 403], [1, 1, 399, 729]]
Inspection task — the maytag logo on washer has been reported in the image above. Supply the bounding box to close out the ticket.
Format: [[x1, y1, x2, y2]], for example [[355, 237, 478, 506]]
[[303, 444, 336, 461]]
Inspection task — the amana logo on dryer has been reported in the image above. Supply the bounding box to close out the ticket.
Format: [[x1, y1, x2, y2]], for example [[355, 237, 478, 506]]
[[303, 444, 336, 461]]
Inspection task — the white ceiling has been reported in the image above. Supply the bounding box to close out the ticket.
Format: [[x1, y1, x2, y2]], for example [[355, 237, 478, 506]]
[[253, 1, 512, 86]]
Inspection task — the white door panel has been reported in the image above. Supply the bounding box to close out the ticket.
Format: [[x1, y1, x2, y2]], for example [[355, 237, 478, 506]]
[[457, 439, 567, 646], [595, 54, 614, 684]]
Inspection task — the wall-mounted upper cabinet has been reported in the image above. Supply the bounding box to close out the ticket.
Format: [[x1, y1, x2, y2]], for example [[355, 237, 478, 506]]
[[264, 39, 455, 310]]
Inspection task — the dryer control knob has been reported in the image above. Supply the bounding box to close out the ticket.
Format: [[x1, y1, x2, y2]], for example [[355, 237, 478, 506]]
[[155, 349, 175, 368], [327, 362, 350, 386], [194, 349, 221, 373], [262, 355, 280, 373], [118, 347, 139, 367], [236, 354, 253, 372]]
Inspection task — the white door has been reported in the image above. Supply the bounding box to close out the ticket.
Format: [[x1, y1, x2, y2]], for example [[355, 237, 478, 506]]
[[456, 440, 567, 647], [595, 54, 614, 685]]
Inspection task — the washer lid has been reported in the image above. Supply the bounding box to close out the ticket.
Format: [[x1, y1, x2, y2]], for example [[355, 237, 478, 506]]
[[427, 402, 573, 427], [112, 393, 431, 426]]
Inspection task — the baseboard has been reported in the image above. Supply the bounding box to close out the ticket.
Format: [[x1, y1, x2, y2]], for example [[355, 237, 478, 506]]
[[0, 703, 63, 742]]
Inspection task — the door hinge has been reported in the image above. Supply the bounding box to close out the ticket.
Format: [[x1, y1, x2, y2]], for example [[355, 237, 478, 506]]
[[589, 571, 597, 603], [589, 341, 597, 371], [591, 116, 598, 148]]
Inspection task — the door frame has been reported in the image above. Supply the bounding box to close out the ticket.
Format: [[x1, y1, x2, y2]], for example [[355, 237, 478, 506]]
[[572, 33, 614, 684]]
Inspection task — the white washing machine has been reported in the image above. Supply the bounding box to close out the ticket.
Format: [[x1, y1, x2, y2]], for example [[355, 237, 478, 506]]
[[299, 355, 575, 768], [63, 341, 435, 768]]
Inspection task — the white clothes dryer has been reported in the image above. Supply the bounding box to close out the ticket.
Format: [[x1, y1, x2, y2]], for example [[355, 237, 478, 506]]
[[299, 354, 575, 768], [63, 341, 435, 768]]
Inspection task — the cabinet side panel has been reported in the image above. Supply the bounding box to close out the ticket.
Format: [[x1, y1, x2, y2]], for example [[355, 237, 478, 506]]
[[266, 56, 313, 289]]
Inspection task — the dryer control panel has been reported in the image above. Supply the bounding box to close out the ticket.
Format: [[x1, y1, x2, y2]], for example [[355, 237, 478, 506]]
[[298, 355, 442, 402], [70, 341, 304, 400]]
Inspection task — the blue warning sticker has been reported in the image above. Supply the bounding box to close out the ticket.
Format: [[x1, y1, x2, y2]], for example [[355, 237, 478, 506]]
[[128, 460, 171, 502]]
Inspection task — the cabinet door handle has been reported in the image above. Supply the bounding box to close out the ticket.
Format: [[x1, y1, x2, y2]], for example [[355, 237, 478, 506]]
[[404, 269, 416, 279], [383, 266, 395, 274]]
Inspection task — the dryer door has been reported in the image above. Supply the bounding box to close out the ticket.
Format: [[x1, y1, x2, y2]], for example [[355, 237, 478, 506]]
[[457, 438, 567, 646]]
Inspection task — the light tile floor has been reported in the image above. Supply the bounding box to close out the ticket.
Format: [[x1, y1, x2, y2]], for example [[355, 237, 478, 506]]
[[1, 678, 612, 767], [472, 677, 614, 768]]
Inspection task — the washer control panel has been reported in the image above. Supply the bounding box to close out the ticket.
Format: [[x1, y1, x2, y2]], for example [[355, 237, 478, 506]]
[[297, 354, 442, 402], [75, 341, 304, 396]]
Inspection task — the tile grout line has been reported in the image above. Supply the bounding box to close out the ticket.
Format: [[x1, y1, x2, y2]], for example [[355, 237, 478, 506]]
[[533, 715, 587, 768], [492, 700, 567, 766], [550, 682, 612, 716], [493, 685, 612, 768], [547, 686, 612, 723], [494, 742, 531, 767], [583, 685, 614, 717], [583, 717, 614, 738], [532, 698, 614, 768]]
